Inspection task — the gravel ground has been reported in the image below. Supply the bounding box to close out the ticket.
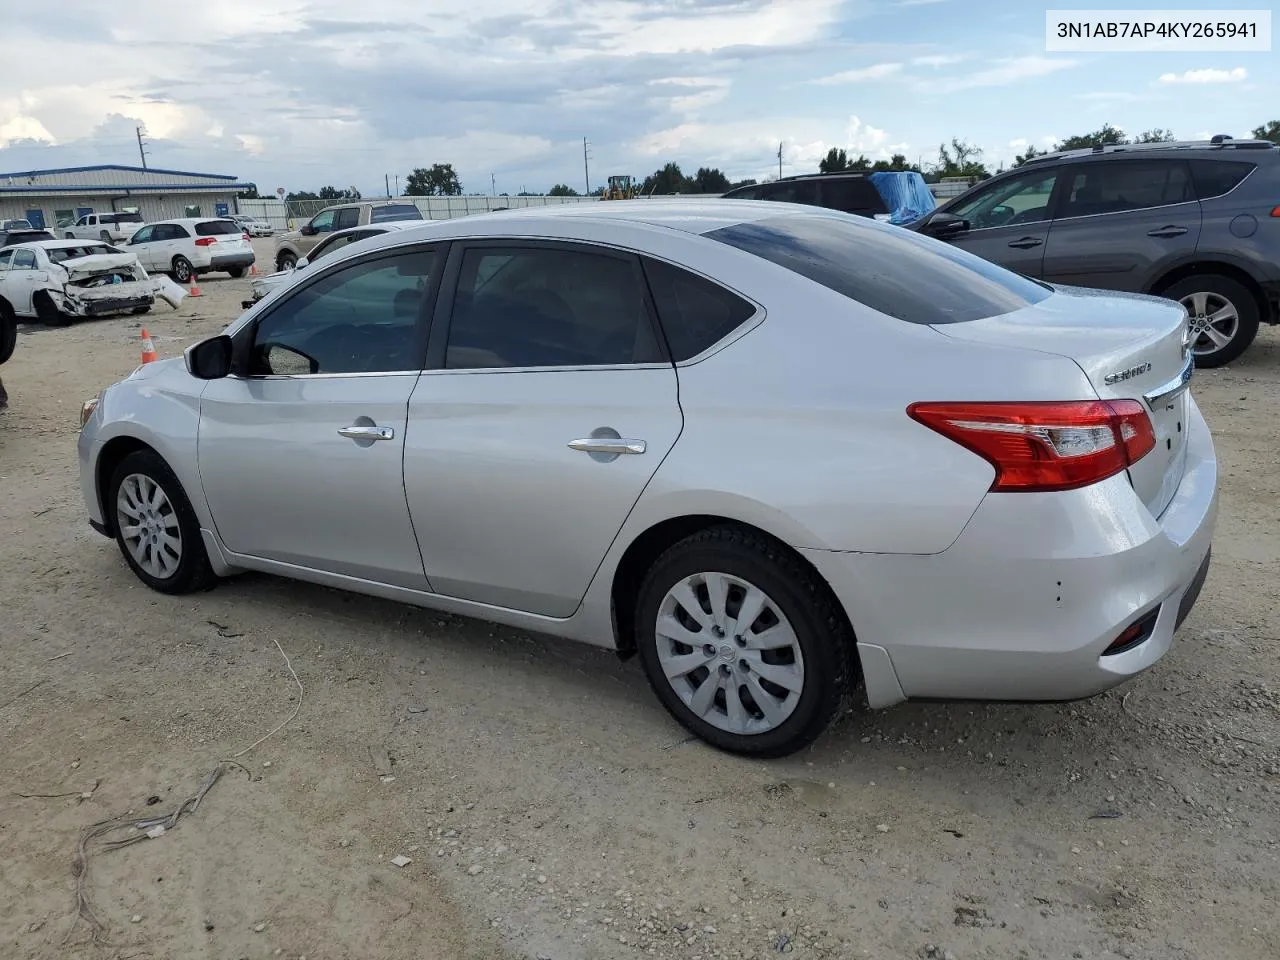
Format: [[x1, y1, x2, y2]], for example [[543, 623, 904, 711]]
[[1, 238, 1278, 960]]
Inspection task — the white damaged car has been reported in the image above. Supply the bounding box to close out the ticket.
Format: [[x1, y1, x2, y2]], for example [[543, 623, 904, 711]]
[[0, 239, 186, 326]]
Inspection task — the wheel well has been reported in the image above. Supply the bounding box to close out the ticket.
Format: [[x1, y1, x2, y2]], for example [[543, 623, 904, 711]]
[[96, 437, 157, 535], [1149, 261, 1269, 320], [609, 515, 855, 660]]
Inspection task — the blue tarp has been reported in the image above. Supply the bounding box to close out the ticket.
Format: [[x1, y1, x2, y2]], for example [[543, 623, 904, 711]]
[[868, 171, 936, 225]]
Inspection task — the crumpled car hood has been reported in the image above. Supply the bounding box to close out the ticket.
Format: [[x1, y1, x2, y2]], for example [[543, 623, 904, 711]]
[[60, 252, 145, 280]]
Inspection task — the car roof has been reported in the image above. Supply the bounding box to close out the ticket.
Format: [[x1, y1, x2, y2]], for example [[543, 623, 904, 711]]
[[146, 217, 235, 225], [1021, 137, 1279, 166], [30, 238, 119, 249]]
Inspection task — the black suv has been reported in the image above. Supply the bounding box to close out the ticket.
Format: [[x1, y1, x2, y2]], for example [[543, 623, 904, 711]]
[[913, 136, 1280, 367]]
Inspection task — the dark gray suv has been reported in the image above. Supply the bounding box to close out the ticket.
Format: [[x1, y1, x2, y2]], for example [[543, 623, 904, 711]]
[[913, 137, 1280, 367]]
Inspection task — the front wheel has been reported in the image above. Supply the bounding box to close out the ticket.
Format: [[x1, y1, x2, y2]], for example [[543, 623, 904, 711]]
[[107, 449, 216, 594], [1163, 274, 1260, 368], [635, 525, 858, 757], [275, 251, 297, 272], [171, 256, 193, 283]]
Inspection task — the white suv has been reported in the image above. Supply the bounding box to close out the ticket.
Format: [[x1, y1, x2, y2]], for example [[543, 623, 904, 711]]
[[126, 218, 256, 282], [64, 212, 145, 243]]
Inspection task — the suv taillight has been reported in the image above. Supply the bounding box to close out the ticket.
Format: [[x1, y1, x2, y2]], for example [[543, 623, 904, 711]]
[[906, 400, 1156, 492], [194, 237, 218, 246]]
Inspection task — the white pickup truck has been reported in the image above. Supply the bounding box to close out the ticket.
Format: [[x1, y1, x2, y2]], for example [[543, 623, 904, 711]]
[[63, 212, 145, 243]]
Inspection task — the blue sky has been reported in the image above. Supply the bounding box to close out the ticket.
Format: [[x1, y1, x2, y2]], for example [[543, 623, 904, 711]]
[[0, 0, 1273, 195]]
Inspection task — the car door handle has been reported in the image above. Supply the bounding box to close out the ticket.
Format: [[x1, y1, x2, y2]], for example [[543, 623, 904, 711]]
[[567, 437, 647, 455], [338, 425, 394, 441], [1147, 225, 1188, 238], [1007, 236, 1043, 249]]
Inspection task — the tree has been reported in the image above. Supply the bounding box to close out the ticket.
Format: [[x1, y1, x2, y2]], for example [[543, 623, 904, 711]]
[[548, 184, 579, 196], [1056, 123, 1127, 150], [870, 153, 916, 172], [692, 167, 731, 193], [935, 138, 989, 180], [285, 190, 319, 201], [641, 162, 691, 195], [819, 147, 849, 173], [1013, 145, 1045, 167], [317, 185, 361, 201], [1135, 128, 1176, 143], [406, 164, 463, 196], [1252, 120, 1280, 144], [728, 178, 758, 190], [236, 184, 260, 200]]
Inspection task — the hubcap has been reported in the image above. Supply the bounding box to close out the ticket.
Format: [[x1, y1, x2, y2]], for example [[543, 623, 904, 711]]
[[116, 473, 182, 579], [655, 572, 805, 736], [1179, 291, 1238, 356]]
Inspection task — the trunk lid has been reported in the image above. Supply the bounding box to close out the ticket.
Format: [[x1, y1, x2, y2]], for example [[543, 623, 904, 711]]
[[932, 285, 1194, 517]]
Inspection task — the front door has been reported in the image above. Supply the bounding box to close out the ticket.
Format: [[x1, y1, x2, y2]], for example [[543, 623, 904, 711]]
[[404, 240, 683, 618], [198, 244, 445, 587], [127, 225, 159, 269], [938, 167, 1064, 278], [6, 247, 43, 314]]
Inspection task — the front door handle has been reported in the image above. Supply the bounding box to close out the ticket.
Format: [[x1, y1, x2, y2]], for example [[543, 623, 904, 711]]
[[1007, 236, 1043, 249], [1147, 225, 1189, 238], [568, 437, 646, 455], [338, 425, 394, 441]]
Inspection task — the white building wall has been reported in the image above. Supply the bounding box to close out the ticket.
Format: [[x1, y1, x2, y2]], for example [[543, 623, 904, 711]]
[[0, 192, 244, 230]]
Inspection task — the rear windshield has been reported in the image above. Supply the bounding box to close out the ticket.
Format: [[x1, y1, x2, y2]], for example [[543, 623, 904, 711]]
[[101, 212, 144, 224], [195, 220, 245, 236], [705, 214, 1052, 324], [48, 244, 114, 263], [370, 203, 423, 223], [1, 230, 54, 247]]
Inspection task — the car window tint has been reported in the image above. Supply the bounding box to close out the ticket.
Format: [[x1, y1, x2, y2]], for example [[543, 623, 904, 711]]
[[706, 214, 1051, 324], [250, 248, 441, 376], [310, 210, 336, 232], [1061, 160, 1193, 217], [0, 250, 13, 268], [370, 203, 423, 223], [819, 178, 889, 216], [642, 258, 756, 361], [132, 226, 154, 243], [312, 233, 359, 261], [195, 220, 243, 236], [1189, 159, 1255, 199], [13, 249, 37, 268], [948, 171, 1058, 229], [444, 246, 661, 369], [722, 185, 764, 200], [334, 207, 361, 230], [48, 245, 111, 263], [762, 181, 820, 205]]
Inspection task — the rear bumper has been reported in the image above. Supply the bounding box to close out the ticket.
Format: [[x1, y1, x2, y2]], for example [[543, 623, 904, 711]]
[[79, 295, 153, 317], [804, 395, 1219, 707], [207, 252, 255, 271]]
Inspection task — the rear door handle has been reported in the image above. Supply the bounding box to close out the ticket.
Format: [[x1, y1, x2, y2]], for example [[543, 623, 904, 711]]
[[1147, 225, 1188, 238], [568, 437, 646, 455], [1007, 237, 1043, 249], [338, 425, 394, 441]]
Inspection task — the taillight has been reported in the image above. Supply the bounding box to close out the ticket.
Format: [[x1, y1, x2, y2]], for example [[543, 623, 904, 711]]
[[1270, 205, 1280, 218], [907, 400, 1156, 492], [243, 231, 251, 241], [194, 237, 217, 246]]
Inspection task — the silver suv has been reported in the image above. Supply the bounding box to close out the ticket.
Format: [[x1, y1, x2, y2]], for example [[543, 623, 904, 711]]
[[913, 136, 1280, 367], [273, 200, 423, 270]]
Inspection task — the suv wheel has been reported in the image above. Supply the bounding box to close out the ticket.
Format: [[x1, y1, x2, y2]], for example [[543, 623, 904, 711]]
[[276, 251, 297, 271], [1162, 275, 1260, 368]]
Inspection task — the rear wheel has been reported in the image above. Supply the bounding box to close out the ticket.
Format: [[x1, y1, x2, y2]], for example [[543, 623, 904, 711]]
[[100, 230, 111, 241], [634, 525, 858, 757], [171, 256, 193, 283], [33, 291, 71, 327], [1162, 274, 1259, 368], [131, 306, 151, 315], [0, 301, 17, 364], [227, 266, 246, 279], [275, 251, 297, 271]]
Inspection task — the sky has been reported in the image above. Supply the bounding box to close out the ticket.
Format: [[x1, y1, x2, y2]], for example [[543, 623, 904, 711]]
[[0, 0, 1274, 196]]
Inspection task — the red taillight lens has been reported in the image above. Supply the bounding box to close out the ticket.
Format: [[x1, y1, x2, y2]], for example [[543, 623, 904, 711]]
[[243, 231, 251, 240], [907, 400, 1156, 492], [194, 237, 217, 246], [1270, 205, 1280, 218]]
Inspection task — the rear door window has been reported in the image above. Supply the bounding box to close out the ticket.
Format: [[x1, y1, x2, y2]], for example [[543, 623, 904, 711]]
[[13, 249, 37, 269], [706, 214, 1051, 324], [819, 178, 889, 216], [1189, 159, 1256, 199], [1060, 160, 1193, 218], [760, 181, 820, 205], [334, 207, 361, 230], [641, 258, 757, 361]]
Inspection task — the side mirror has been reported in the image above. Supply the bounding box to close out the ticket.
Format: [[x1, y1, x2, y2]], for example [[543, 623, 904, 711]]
[[294, 257, 309, 270], [922, 211, 969, 238], [185, 335, 233, 380], [299, 223, 317, 236]]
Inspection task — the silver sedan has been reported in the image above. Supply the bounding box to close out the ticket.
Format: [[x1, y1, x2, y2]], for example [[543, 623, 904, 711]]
[[77, 200, 1217, 757]]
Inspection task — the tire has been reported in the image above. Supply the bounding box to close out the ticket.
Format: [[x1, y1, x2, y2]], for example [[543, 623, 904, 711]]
[[634, 525, 858, 758], [0, 302, 16, 364], [65, 232, 75, 239], [275, 251, 297, 272], [171, 256, 193, 283], [1161, 274, 1260, 369], [33, 291, 71, 327], [107, 449, 216, 595], [131, 306, 151, 315], [227, 266, 246, 279], [100, 230, 111, 242]]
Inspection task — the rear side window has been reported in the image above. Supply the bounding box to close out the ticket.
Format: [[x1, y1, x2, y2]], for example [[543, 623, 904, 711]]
[[1060, 160, 1193, 217], [1189, 159, 1256, 199], [706, 214, 1052, 325], [722, 185, 764, 200], [760, 181, 820, 205], [101, 212, 143, 224], [820, 179, 889, 216], [642, 258, 756, 361], [195, 220, 243, 236], [371, 203, 423, 223], [335, 207, 361, 230]]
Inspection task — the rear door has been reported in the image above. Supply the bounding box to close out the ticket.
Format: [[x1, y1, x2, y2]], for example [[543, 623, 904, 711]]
[[403, 240, 683, 617], [1041, 158, 1201, 292], [333, 206, 361, 231], [938, 167, 1063, 278]]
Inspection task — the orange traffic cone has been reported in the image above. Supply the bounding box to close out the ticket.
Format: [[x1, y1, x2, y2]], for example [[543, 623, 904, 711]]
[[248, 261, 259, 276], [188, 273, 202, 297], [140, 328, 158, 364]]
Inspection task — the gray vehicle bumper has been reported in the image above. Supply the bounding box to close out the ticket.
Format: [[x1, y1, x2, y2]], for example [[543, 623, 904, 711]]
[[207, 253, 256, 272]]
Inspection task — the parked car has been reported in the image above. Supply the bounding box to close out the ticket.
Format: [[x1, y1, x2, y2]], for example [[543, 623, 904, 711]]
[[227, 214, 274, 237], [0, 227, 56, 248], [78, 200, 1216, 758], [273, 200, 424, 270], [63, 211, 145, 243], [247, 221, 421, 304], [0, 239, 173, 325], [721, 171, 936, 224], [910, 136, 1280, 367], [0, 218, 32, 230], [126, 218, 255, 281]]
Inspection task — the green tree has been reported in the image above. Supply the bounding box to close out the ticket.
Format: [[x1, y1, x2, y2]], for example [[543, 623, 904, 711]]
[[1056, 123, 1127, 150], [285, 190, 319, 201], [1135, 128, 1176, 143], [819, 147, 848, 173], [406, 164, 463, 196], [728, 178, 758, 190], [692, 167, 731, 192], [935, 139, 989, 179], [641, 162, 691, 195], [317, 185, 361, 201], [548, 183, 579, 196], [1013, 144, 1045, 167], [870, 153, 916, 172], [1251, 120, 1280, 144]]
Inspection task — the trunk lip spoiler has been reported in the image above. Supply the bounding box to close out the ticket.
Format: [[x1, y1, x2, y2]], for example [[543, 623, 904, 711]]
[[1143, 356, 1194, 410]]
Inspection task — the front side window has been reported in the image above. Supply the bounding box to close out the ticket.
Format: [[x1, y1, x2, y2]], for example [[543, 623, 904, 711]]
[[444, 245, 661, 369], [249, 248, 441, 376], [706, 214, 1051, 325], [131, 226, 154, 244], [1060, 160, 1193, 218], [13, 249, 37, 269], [948, 171, 1059, 229], [309, 210, 336, 233]]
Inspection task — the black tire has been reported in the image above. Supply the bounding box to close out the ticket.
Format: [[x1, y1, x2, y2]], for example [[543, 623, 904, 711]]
[[1161, 274, 1260, 369], [100, 230, 111, 242], [106, 449, 217, 595], [64, 232, 75, 239], [227, 266, 246, 279], [33, 291, 71, 327], [275, 251, 297, 272], [0, 302, 16, 364], [171, 256, 193, 283], [634, 525, 859, 758], [132, 306, 151, 315]]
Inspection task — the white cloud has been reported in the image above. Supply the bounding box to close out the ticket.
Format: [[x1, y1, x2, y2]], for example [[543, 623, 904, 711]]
[[912, 53, 966, 67], [1158, 67, 1247, 85], [810, 62, 903, 85], [0, 116, 54, 146], [944, 56, 1076, 91]]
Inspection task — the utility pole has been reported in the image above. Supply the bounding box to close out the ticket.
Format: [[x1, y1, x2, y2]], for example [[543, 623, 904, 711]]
[[136, 126, 149, 169], [583, 137, 592, 196], [777, 142, 783, 180], [491, 172, 496, 196], [385, 173, 391, 198], [394, 174, 399, 196]]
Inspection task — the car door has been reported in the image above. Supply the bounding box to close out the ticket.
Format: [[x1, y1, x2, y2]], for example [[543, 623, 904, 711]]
[[6, 247, 43, 314], [934, 168, 1063, 278], [197, 244, 445, 587], [128, 225, 158, 269], [1040, 158, 1201, 292], [403, 240, 684, 617]]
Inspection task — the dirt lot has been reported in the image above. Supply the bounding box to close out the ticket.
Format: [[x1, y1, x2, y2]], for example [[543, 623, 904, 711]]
[[1, 237, 1278, 960]]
